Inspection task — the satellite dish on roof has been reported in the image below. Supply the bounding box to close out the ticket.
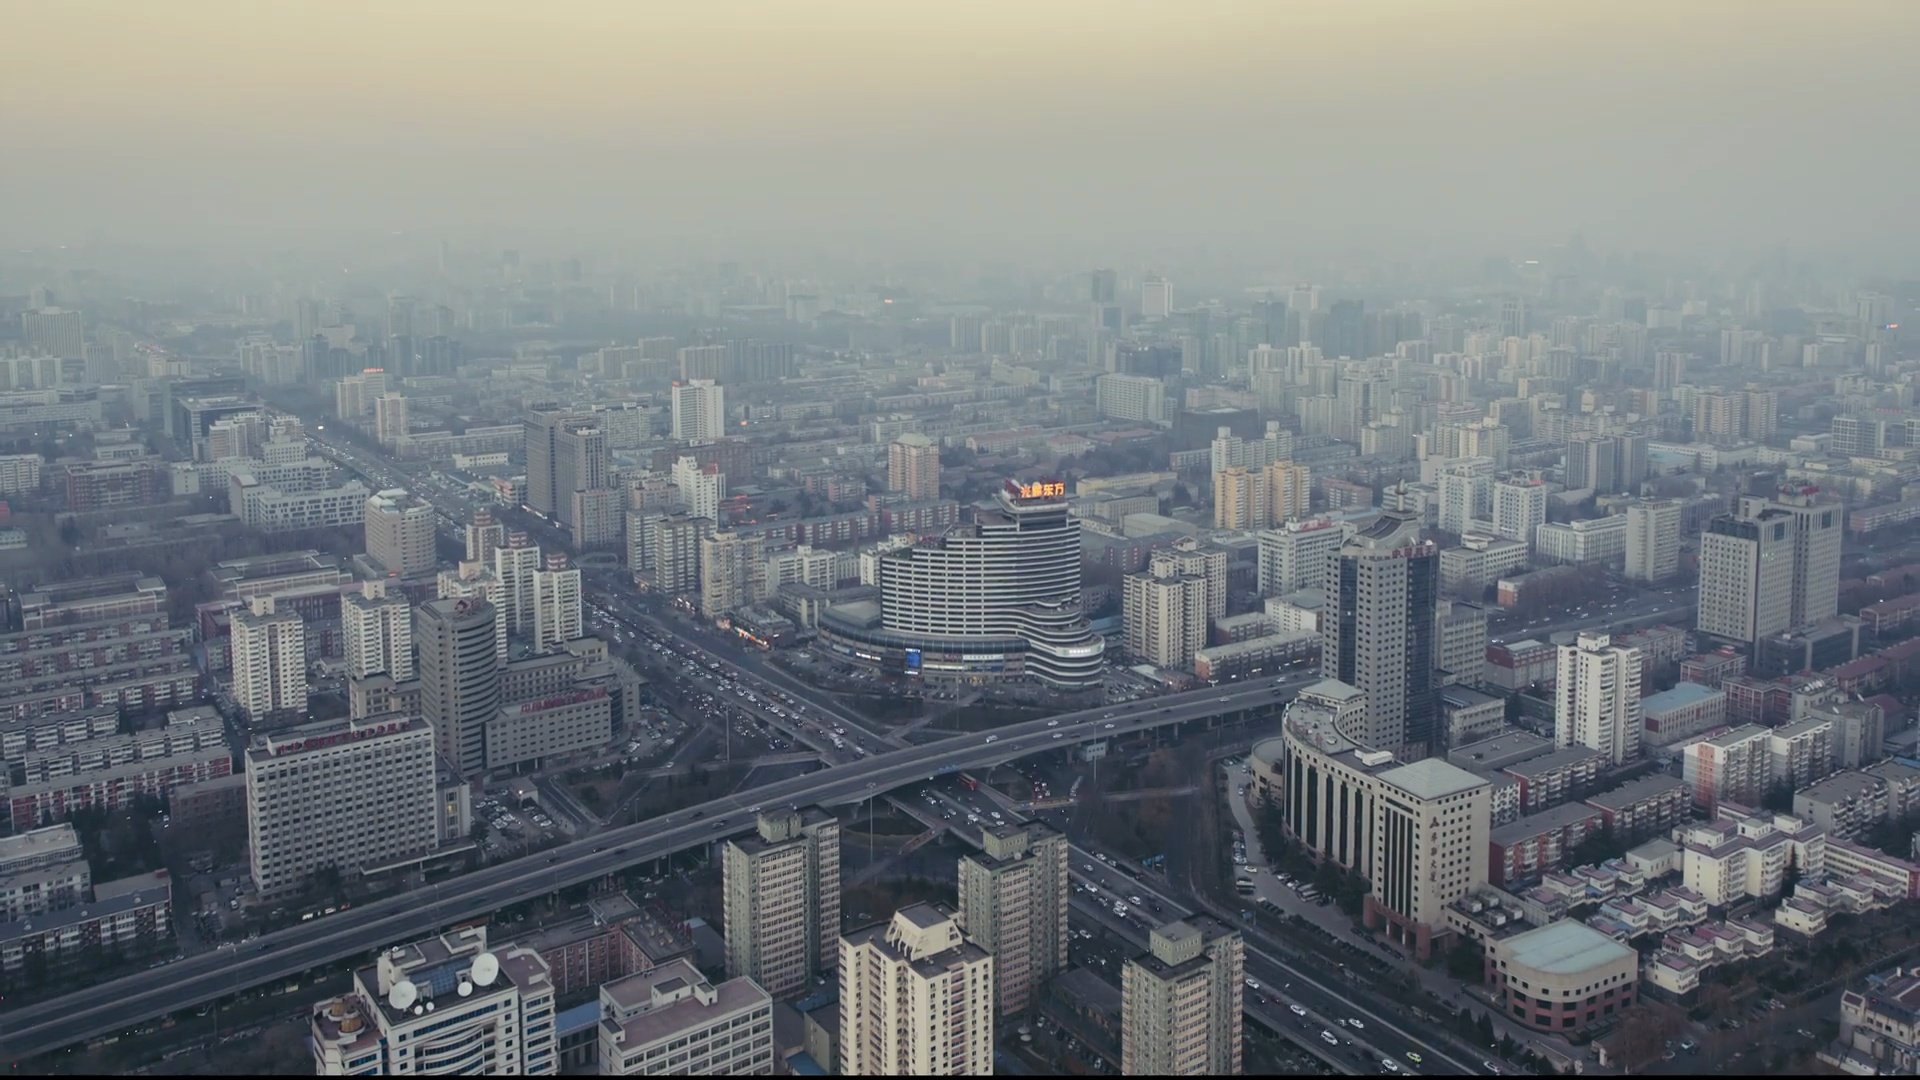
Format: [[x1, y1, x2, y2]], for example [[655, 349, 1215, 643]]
[[457, 980, 473, 997], [388, 978, 418, 1011], [470, 951, 500, 987], [425, 1001, 436, 1012]]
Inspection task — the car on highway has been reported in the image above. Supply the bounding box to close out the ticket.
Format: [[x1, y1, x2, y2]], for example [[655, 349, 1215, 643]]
[[1289, 1003, 1307, 1016], [1046, 719, 1059, 727], [1103, 722, 1115, 729], [984, 735, 998, 744], [1382, 1058, 1404, 1073], [1347, 1017, 1364, 1029], [1320, 1030, 1339, 1046], [1244, 977, 1260, 990], [1405, 1052, 1422, 1064]]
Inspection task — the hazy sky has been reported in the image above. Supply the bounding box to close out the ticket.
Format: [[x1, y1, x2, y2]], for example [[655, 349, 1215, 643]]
[[8, 0, 1917, 262]]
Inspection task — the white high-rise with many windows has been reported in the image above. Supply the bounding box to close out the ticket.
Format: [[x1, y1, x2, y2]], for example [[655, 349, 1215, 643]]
[[342, 581, 413, 681], [672, 455, 725, 523], [531, 552, 582, 651], [492, 532, 542, 636], [230, 594, 306, 718], [1624, 499, 1682, 583], [839, 904, 993, 1077], [1555, 632, 1644, 766], [671, 379, 726, 441]]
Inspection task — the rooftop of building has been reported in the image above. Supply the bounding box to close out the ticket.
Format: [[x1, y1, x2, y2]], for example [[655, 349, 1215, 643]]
[[0, 824, 82, 867], [1503, 745, 1608, 780], [1500, 919, 1636, 975], [1584, 773, 1686, 810], [1642, 681, 1725, 712], [1379, 757, 1488, 802], [1491, 802, 1605, 847], [1448, 730, 1554, 771], [599, 959, 770, 1050]]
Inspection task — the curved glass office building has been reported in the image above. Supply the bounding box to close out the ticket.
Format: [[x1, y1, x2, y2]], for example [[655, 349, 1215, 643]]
[[818, 481, 1105, 688]]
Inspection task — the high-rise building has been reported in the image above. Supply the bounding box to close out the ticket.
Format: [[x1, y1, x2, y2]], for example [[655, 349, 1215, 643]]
[[525, 409, 609, 527], [1150, 538, 1228, 623], [364, 488, 438, 578], [698, 531, 765, 618], [1624, 500, 1682, 583], [342, 581, 414, 681], [1095, 373, 1166, 423], [860, 480, 1104, 687], [1124, 569, 1210, 671], [1555, 632, 1644, 766], [671, 379, 727, 442], [246, 714, 440, 900], [1324, 512, 1440, 759], [230, 594, 306, 718], [523, 407, 574, 517], [310, 926, 556, 1076], [1565, 433, 1645, 496], [1436, 458, 1495, 535], [957, 824, 1068, 1018], [531, 552, 582, 651], [372, 392, 409, 444], [1141, 276, 1172, 319], [415, 597, 501, 777], [1264, 461, 1312, 525], [650, 514, 715, 596], [492, 532, 542, 636], [1698, 489, 1843, 646], [839, 904, 994, 1077], [554, 419, 608, 532], [596, 958, 774, 1076], [1491, 477, 1548, 549], [1213, 466, 1263, 530], [723, 809, 841, 998], [1120, 919, 1244, 1076], [465, 508, 505, 565], [887, 433, 941, 501], [671, 455, 726, 524], [1256, 518, 1343, 597], [21, 307, 84, 359]]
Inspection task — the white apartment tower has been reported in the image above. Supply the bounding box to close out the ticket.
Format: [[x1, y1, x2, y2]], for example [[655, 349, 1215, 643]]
[[372, 392, 409, 444], [887, 433, 941, 501], [672, 455, 725, 524], [839, 904, 994, 1077], [1120, 919, 1244, 1076], [230, 594, 307, 718], [723, 809, 841, 998], [1555, 632, 1644, 766], [492, 532, 542, 636], [670, 379, 726, 442], [1491, 477, 1548, 550], [1123, 569, 1210, 671], [531, 551, 582, 652], [1256, 517, 1343, 597], [1624, 499, 1683, 583], [957, 824, 1069, 1018], [1095, 373, 1166, 423], [247, 714, 439, 900], [699, 530, 764, 618], [364, 488, 437, 578], [342, 580, 414, 681]]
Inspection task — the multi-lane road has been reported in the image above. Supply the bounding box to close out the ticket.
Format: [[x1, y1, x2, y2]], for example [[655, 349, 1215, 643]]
[[0, 679, 1295, 1063]]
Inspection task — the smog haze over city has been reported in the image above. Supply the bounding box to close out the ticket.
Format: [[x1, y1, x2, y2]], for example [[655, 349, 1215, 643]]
[[2, 2, 1920, 1078]]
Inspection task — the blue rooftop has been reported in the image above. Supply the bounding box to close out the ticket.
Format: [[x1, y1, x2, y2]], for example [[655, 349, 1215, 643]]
[[1642, 681, 1722, 712]]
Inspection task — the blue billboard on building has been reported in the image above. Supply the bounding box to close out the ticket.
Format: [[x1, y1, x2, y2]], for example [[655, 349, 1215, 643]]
[[905, 648, 921, 674]]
